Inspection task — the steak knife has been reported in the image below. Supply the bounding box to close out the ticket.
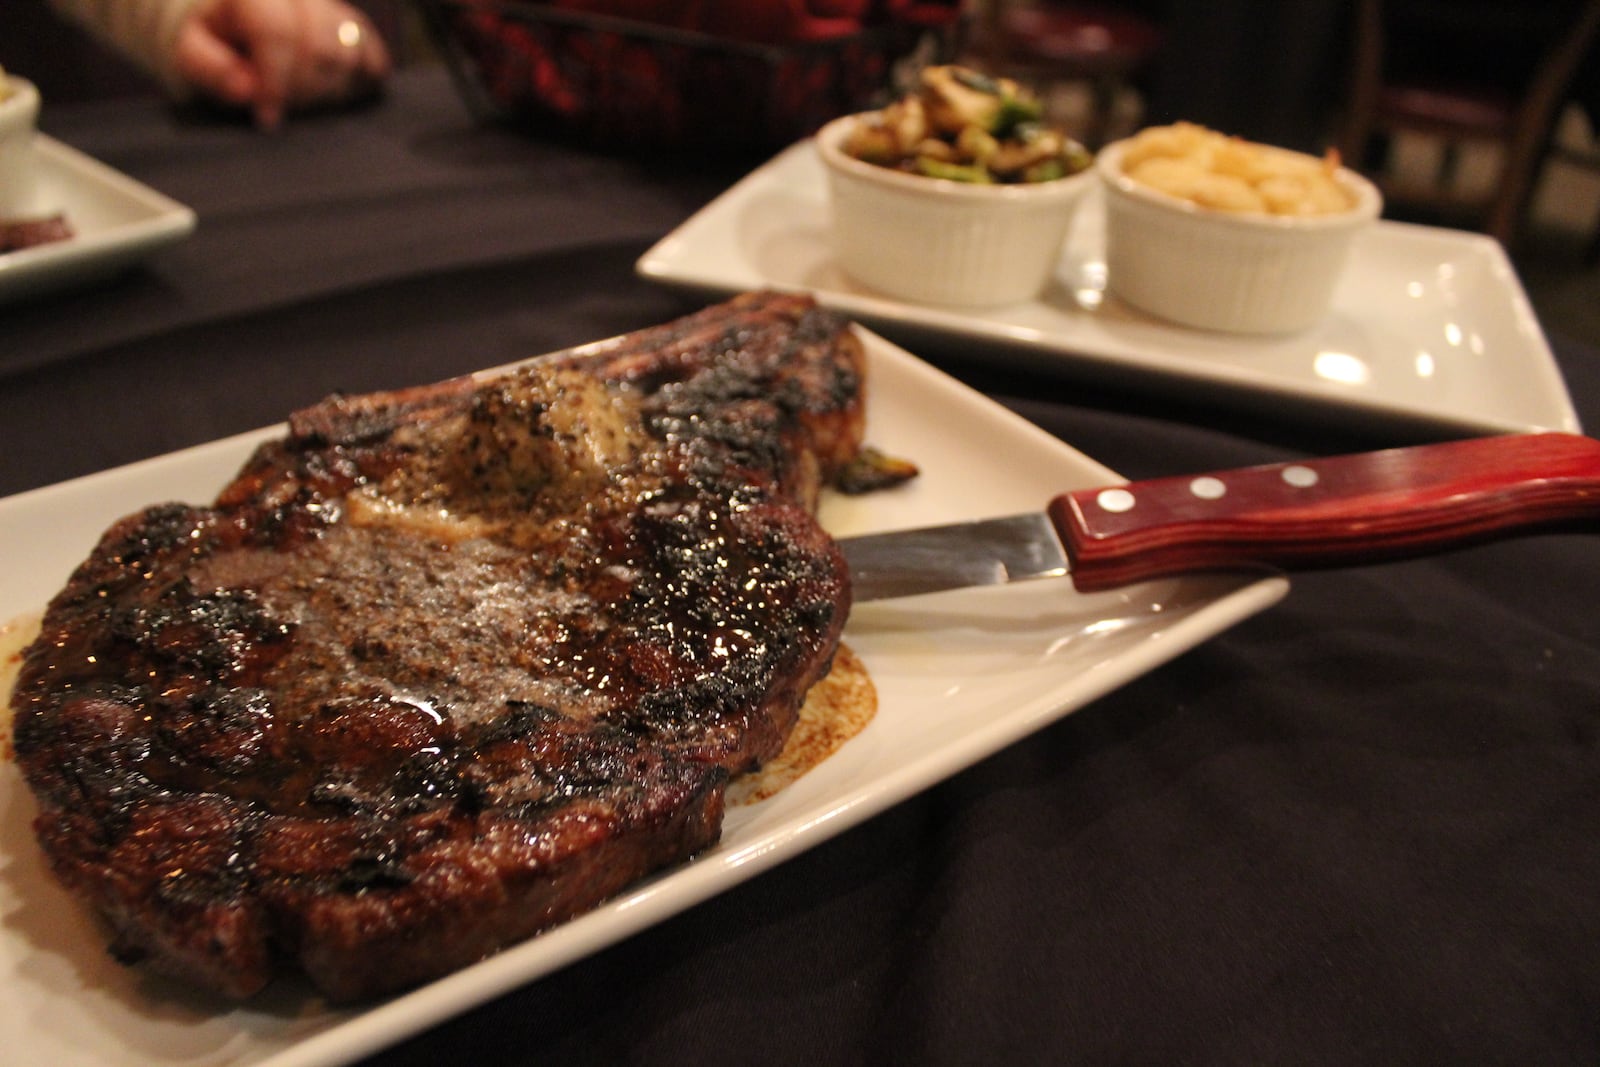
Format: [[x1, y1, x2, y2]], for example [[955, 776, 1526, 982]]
[[839, 432, 1600, 601]]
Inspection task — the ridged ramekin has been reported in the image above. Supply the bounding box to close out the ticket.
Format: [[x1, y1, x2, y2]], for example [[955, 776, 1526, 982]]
[[815, 114, 1096, 308], [1096, 137, 1382, 335], [0, 75, 41, 217]]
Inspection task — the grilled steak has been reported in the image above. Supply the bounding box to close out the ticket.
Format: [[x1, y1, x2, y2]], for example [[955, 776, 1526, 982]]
[[12, 291, 901, 1001], [0, 213, 73, 252]]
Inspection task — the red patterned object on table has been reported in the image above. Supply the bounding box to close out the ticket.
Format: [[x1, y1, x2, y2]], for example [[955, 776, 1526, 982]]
[[417, 0, 964, 150]]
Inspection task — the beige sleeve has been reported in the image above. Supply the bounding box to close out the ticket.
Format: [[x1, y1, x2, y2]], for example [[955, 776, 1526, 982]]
[[46, 0, 209, 95]]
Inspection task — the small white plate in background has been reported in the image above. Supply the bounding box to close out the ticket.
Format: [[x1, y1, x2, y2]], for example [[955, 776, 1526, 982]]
[[0, 134, 195, 305]]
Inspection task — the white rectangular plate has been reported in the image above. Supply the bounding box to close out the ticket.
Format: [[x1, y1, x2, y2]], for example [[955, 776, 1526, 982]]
[[0, 134, 196, 304], [0, 331, 1286, 1066], [637, 140, 1579, 437]]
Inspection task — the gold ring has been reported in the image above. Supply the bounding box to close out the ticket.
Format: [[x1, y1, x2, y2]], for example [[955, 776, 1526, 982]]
[[337, 19, 362, 49]]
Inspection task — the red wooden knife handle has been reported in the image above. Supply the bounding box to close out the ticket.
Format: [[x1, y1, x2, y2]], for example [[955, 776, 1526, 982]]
[[1048, 433, 1600, 592]]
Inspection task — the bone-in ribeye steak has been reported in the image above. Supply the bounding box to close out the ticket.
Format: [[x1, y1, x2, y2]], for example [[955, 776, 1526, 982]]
[[12, 291, 891, 1001]]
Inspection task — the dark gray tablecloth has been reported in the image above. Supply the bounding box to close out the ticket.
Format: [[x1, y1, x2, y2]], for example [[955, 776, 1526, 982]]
[[4, 65, 1599, 1067]]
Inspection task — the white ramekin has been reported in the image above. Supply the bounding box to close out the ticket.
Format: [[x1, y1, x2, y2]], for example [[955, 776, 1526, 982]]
[[1096, 137, 1382, 335], [0, 75, 41, 218], [815, 114, 1096, 308]]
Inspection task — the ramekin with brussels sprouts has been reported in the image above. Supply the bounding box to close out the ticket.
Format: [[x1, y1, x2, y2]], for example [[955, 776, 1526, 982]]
[[841, 66, 1093, 185]]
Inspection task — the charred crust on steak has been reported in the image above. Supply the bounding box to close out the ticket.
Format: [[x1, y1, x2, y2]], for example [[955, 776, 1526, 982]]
[[13, 291, 906, 1001]]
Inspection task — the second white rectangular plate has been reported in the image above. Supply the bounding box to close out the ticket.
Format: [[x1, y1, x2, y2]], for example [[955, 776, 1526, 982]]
[[0, 134, 196, 305], [0, 330, 1286, 1066], [638, 140, 1579, 437]]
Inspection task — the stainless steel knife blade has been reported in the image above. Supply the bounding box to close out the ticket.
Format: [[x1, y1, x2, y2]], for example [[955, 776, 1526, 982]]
[[839, 513, 1069, 602]]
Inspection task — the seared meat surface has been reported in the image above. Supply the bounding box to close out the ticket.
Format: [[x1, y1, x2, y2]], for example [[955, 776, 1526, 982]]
[[12, 292, 887, 1001], [0, 213, 73, 252]]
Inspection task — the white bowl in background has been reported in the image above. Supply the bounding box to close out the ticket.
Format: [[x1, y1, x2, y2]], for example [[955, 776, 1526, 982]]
[[814, 114, 1096, 309], [1096, 137, 1382, 335], [0, 75, 41, 218]]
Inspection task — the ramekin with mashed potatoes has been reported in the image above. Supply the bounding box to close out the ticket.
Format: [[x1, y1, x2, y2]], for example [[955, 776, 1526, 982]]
[[0, 65, 42, 219], [1096, 123, 1381, 334]]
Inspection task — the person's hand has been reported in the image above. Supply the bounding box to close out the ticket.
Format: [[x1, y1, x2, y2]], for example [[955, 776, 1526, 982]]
[[172, 0, 392, 130]]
